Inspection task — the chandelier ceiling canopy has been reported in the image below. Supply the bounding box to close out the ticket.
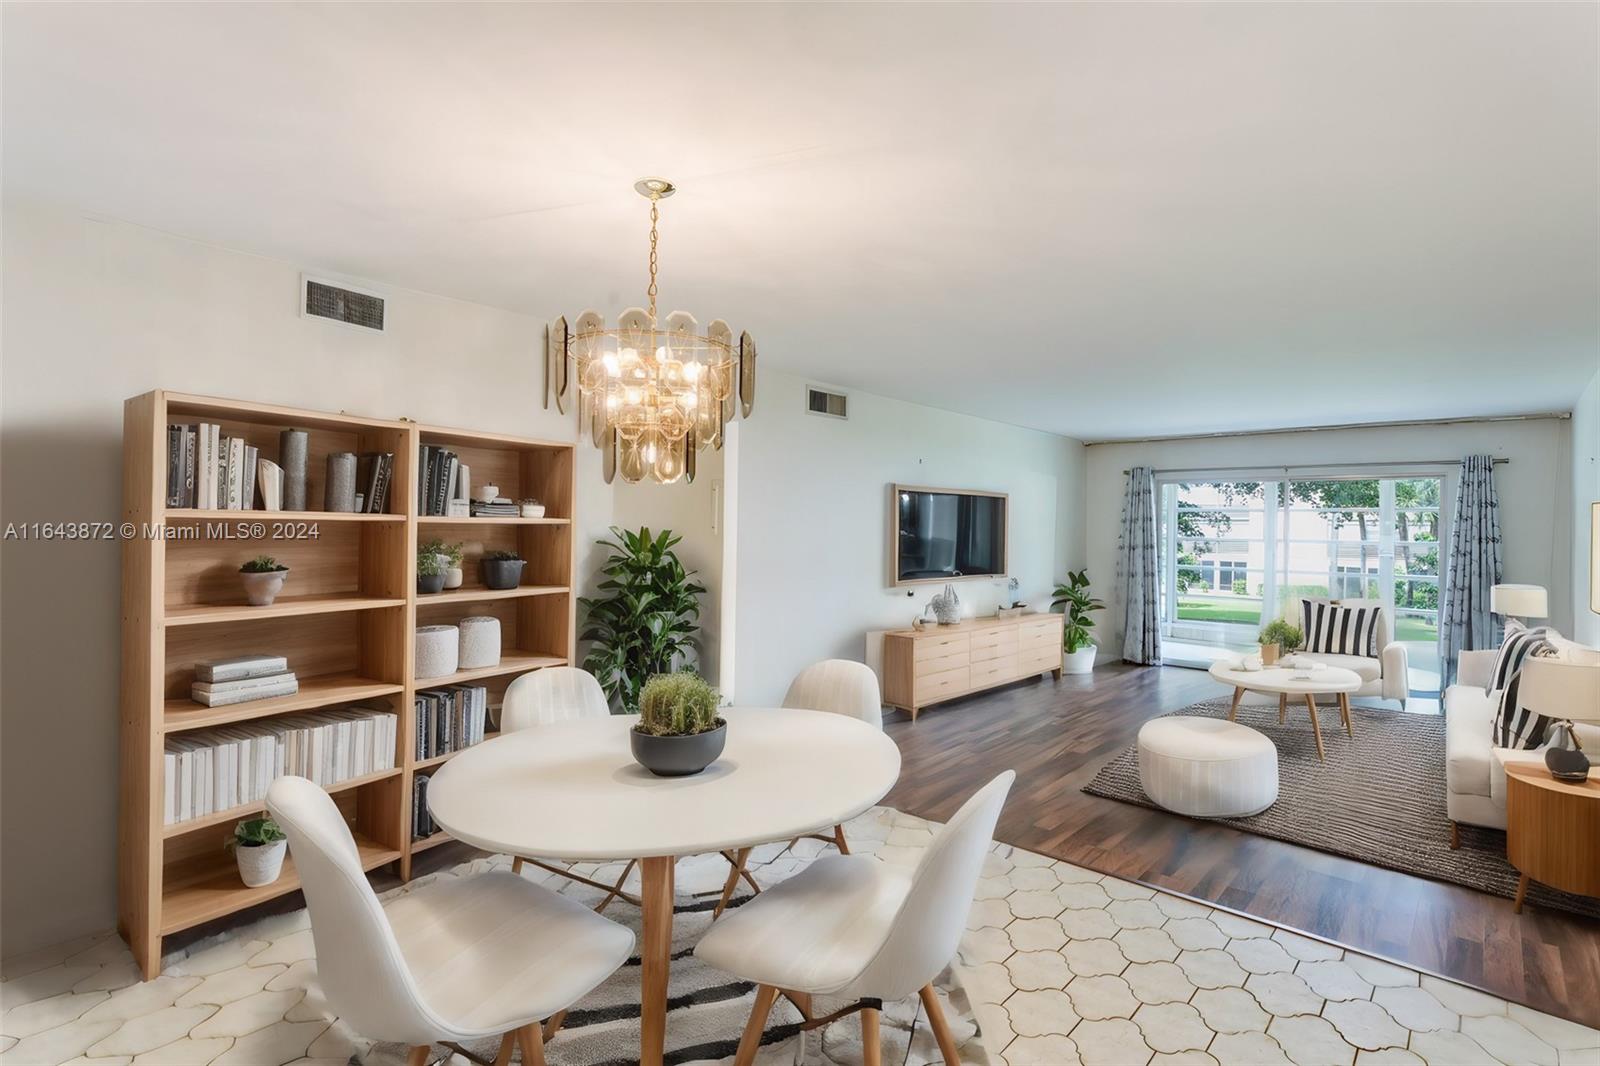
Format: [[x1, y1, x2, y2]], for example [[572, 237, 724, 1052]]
[[547, 178, 755, 485]]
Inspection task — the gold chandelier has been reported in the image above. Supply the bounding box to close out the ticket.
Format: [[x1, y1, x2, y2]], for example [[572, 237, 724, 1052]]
[[546, 177, 755, 484]]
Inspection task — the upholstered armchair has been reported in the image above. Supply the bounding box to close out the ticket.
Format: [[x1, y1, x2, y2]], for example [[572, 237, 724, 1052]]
[[1287, 597, 1409, 709]]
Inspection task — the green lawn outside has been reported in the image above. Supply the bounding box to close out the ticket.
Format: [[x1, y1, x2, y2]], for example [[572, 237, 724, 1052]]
[[1176, 599, 1436, 642]]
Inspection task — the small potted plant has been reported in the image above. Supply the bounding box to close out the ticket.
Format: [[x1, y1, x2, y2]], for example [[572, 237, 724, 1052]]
[[629, 672, 726, 777], [480, 549, 525, 590], [227, 817, 287, 887], [1052, 569, 1106, 674], [421, 538, 464, 589], [1258, 619, 1303, 666], [417, 550, 447, 595], [239, 556, 289, 606]]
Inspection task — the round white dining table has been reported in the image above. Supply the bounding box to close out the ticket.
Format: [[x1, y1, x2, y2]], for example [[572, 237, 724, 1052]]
[[426, 706, 902, 1066]]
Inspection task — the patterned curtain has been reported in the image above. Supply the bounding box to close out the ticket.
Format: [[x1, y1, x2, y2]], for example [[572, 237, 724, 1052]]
[[1438, 455, 1502, 687], [1117, 466, 1162, 665]]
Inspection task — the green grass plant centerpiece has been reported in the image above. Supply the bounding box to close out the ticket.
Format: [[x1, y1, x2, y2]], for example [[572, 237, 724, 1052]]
[[629, 671, 727, 777]]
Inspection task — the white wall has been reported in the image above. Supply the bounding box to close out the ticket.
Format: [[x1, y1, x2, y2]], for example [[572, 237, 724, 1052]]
[[1572, 368, 1600, 646], [1083, 418, 1575, 649], [728, 368, 1086, 707], [0, 202, 720, 953]]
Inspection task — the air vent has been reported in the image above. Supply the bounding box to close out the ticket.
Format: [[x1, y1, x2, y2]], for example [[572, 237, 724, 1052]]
[[806, 385, 848, 419], [302, 275, 386, 331]]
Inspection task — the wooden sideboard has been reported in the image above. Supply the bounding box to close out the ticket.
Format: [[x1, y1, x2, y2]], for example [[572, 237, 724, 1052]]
[[881, 614, 1064, 720]]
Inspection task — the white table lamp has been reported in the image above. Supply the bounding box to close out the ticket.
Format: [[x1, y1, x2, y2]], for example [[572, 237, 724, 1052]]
[[1517, 656, 1600, 781], [1491, 584, 1548, 622]]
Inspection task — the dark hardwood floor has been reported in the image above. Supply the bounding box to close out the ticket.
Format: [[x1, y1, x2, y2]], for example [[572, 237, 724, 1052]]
[[881, 661, 1600, 1029]]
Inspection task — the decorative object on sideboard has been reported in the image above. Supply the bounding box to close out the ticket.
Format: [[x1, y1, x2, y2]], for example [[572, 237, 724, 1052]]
[[1258, 618, 1304, 667], [480, 549, 525, 590], [421, 538, 464, 589], [457, 615, 502, 670], [416, 550, 447, 595], [998, 577, 1025, 619], [324, 451, 358, 512], [415, 624, 461, 680], [228, 817, 287, 888], [1517, 655, 1600, 782], [930, 583, 961, 625], [580, 526, 706, 713], [279, 429, 309, 511], [629, 672, 726, 777], [1052, 569, 1106, 675], [238, 555, 289, 606], [519, 499, 546, 518], [547, 177, 755, 485]]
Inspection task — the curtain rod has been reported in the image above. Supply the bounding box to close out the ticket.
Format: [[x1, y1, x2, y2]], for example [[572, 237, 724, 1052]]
[[1122, 459, 1509, 476], [1087, 410, 1567, 446]]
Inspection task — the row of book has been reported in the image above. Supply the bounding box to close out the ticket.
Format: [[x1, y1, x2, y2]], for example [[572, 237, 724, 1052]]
[[163, 706, 397, 825], [418, 446, 470, 516], [415, 685, 489, 761], [167, 423, 261, 510], [412, 774, 437, 841]]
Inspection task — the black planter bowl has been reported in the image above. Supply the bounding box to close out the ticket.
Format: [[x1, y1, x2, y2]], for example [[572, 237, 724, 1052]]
[[417, 573, 447, 594], [630, 722, 727, 777], [480, 559, 525, 590]]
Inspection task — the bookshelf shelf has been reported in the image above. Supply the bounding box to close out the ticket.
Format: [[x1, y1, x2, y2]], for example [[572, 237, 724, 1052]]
[[161, 767, 403, 837], [121, 390, 577, 979], [161, 674, 403, 732], [409, 830, 453, 853], [164, 593, 407, 627]]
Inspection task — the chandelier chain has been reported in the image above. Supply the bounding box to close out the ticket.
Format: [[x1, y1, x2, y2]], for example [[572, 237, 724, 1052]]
[[647, 199, 659, 323]]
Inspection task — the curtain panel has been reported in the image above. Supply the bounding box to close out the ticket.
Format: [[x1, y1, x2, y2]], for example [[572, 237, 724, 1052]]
[[1438, 454, 1502, 687], [1118, 466, 1162, 665]]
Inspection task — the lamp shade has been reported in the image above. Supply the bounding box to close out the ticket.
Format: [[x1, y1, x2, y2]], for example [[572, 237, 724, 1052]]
[[1517, 656, 1600, 725], [1491, 583, 1548, 618]]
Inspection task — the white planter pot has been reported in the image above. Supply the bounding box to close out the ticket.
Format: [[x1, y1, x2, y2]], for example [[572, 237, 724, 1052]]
[[240, 569, 288, 607], [1062, 645, 1097, 674], [439, 556, 463, 589], [235, 839, 287, 887]]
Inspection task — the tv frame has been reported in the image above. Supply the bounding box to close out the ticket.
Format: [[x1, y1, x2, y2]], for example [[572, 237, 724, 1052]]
[[889, 483, 1010, 587]]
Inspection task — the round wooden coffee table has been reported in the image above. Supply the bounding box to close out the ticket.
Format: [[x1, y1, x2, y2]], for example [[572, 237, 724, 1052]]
[[1498, 755, 1600, 913], [1207, 662, 1364, 762]]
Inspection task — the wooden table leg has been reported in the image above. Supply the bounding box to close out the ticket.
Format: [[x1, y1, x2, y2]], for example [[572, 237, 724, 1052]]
[[1228, 687, 1244, 721], [1339, 692, 1354, 737], [1303, 694, 1325, 762], [640, 856, 675, 1066], [1514, 872, 1529, 914], [1278, 693, 1287, 725]]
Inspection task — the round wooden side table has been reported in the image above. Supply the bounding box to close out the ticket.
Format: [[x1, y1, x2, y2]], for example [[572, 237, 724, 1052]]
[[1500, 758, 1600, 913]]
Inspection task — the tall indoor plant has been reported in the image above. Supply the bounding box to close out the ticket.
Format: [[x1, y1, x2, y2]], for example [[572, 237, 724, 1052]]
[[1052, 569, 1105, 674], [579, 527, 706, 713]]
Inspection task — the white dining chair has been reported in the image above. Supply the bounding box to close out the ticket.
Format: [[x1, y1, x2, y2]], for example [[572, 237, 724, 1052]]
[[500, 667, 642, 910], [695, 770, 1015, 1066], [267, 776, 633, 1066], [714, 659, 885, 918]]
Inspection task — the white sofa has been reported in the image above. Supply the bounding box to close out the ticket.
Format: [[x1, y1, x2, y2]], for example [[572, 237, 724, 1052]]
[[1443, 647, 1600, 843], [1287, 598, 1410, 709]]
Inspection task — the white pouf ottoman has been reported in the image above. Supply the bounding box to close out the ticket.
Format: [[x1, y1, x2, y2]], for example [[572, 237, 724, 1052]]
[[1137, 716, 1279, 817]]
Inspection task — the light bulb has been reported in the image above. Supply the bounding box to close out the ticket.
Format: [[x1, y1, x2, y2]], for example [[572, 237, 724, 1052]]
[[683, 361, 701, 382], [606, 393, 619, 410], [626, 388, 641, 404], [645, 442, 657, 463], [654, 345, 667, 360], [602, 353, 620, 377], [684, 392, 698, 409]]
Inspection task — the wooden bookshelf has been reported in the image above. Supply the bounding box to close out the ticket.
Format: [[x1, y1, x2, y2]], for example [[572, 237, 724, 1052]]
[[120, 391, 577, 978]]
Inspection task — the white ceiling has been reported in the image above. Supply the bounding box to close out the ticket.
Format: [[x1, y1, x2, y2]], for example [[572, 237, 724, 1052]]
[[5, 3, 1596, 441]]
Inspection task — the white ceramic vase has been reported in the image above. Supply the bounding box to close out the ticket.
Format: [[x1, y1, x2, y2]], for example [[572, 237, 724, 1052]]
[[235, 840, 286, 887], [458, 616, 501, 670], [240, 569, 288, 607], [416, 624, 460, 680], [1063, 645, 1097, 674]]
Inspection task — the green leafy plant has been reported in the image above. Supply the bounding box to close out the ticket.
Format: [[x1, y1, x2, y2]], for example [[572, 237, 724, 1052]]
[[580, 527, 706, 713], [635, 671, 722, 737], [416, 551, 445, 578], [420, 538, 463, 566], [226, 817, 285, 849], [1259, 618, 1304, 650], [239, 556, 287, 573], [483, 549, 523, 562], [1051, 569, 1105, 653]]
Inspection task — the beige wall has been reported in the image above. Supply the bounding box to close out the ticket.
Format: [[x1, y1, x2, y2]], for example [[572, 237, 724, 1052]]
[[0, 202, 723, 954], [1083, 418, 1576, 650]]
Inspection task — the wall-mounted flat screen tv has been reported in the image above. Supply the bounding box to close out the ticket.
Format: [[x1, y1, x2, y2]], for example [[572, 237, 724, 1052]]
[[891, 485, 1008, 585]]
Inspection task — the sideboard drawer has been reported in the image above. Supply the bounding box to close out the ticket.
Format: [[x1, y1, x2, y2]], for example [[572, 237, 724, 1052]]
[[913, 665, 970, 704], [971, 631, 1019, 662], [913, 631, 971, 661], [1019, 621, 1061, 651], [971, 655, 1018, 688], [1019, 647, 1061, 675]]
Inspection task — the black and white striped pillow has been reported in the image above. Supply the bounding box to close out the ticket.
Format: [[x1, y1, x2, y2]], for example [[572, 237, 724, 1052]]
[[1489, 623, 1557, 750], [1300, 600, 1381, 658]]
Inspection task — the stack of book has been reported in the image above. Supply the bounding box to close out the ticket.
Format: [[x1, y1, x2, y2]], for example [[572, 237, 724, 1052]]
[[355, 452, 395, 514], [191, 655, 299, 707], [418, 446, 471, 516], [162, 704, 397, 825], [412, 774, 435, 841], [166, 423, 259, 510], [469, 498, 519, 518], [414, 685, 488, 760]]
